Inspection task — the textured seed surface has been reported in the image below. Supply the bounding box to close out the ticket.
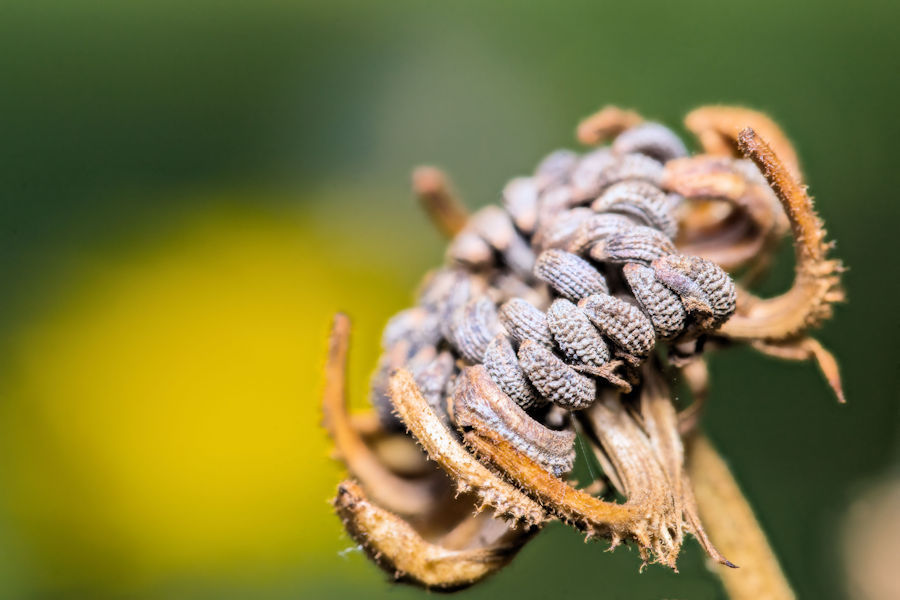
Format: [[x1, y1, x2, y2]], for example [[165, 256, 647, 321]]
[[448, 229, 493, 268], [570, 148, 616, 200], [534, 249, 609, 302], [410, 349, 457, 424], [546, 298, 611, 368], [483, 334, 545, 409], [579, 293, 656, 358], [613, 122, 689, 163], [652, 254, 737, 328], [536, 207, 593, 251], [535, 149, 578, 189], [590, 225, 677, 265], [381, 307, 442, 352], [498, 298, 554, 347], [449, 296, 501, 363], [471, 206, 518, 252], [517, 340, 597, 410], [623, 263, 687, 339], [591, 180, 679, 238], [567, 213, 637, 255], [594, 153, 665, 192], [452, 365, 575, 477], [502, 177, 539, 234]]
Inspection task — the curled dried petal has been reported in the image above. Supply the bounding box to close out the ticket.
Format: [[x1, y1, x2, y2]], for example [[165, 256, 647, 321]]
[[534, 249, 609, 302], [576, 105, 644, 145], [451, 365, 576, 477], [517, 340, 597, 410]]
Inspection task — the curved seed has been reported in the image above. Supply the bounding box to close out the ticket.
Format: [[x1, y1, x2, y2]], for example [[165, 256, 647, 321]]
[[410, 350, 457, 425], [591, 180, 679, 238], [448, 229, 493, 268], [452, 365, 573, 477], [578, 294, 656, 359], [502, 177, 540, 234], [597, 153, 665, 191], [518, 340, 597, 410], [567, 213, 637, 255], [535, 207, 593, 251], [613, 122, 689, 163], [535, 149, 579, 190], [534, 249, 609, 302], [570, 148, 616, 200], [449, 296, 501, 364], [498, 298, 554, 347], [381, 307, 442, 351], [651, 254, 736, 329], [623, 263, 687, 339], [590, 225, 676, 265], [483, 334, 545, 410], [546, 298, 611, 368], [471, 206, 518, 252]]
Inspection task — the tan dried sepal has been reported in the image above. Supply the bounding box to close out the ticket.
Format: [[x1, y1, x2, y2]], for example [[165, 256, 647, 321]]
[[322, 313, 439, 516], [388, 369, 547, 526], [412, 165, 469, 238], [333, 480, 534, 590], [576, 105, 644, 145], [684, 106, 802, 183]]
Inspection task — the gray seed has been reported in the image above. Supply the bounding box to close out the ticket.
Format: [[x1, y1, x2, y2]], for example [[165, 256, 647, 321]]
[[518, 340, 597, 410], [546, 298, 611, 368], [651, 254, 737, 329], [447, 229, 493, 269], [410, 349, 456, 425], [578, 293, 656, 358], [612, 122, 689, 163], [567, 213, 638, 255], [591, 180, 679, 238], [535, 149, 579, 190], [449, 296, 501, 364], [471, 206, 518, 252], [570, 148, 616, 201], [483, 335, 545, 409], [381, 307, 442, 352], [534, 249, 609, 302], [502, 177, 539, 234], [590, 225, 677, 265], [498, 298, 554, 347], [535, 207, 594, 251], [623, 263, 687, 339]]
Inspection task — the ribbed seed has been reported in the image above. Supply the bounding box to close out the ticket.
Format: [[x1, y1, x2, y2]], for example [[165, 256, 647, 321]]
[[594, 153, 665, 191], [535, 149, 578, 190], [578, 293, 656, 358], [570, 148, 616, 201], [447, 229, 493, 268], [518, 340, 597, 410], [483, 334, 545, 409], [535, 207, 593, 251], [410, 349, 456, 424], [567, 213, 637, 255], [449, 296, 501, 363], [502, 177, 539, 234], [591, 180, 679, 238], [612, 122, 688, 163], [546, 298, 611, 368], [623, 263, 686, 339], [534, 249, 608, 302], [590, 225, 676, 265], [381, 307, 442, 352], [651, 254, 737, 328], [498, 298, 554, 347]]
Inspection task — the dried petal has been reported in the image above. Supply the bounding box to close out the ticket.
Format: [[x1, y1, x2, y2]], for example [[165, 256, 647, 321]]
[[590, 225, 676, 265], [591, 180, 679, 238], [518, 340, 597, 410], [623, 263, 687, 339], [451, 365, 576, 477], [534, 249, 609, 302], [498, 298, 554, 347], [579, 294, 656, 359], [483, 334, 545, 410]]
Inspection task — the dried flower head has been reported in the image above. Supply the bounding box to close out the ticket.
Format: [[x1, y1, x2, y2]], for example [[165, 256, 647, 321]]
[[322, 105, 844, 594]]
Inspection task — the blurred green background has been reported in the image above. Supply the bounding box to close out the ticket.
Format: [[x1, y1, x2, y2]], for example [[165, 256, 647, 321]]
[[0, 1, 897, 598]]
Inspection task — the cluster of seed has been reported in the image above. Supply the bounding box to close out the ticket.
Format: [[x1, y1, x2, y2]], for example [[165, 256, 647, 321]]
[[370, 122, 736, 441]]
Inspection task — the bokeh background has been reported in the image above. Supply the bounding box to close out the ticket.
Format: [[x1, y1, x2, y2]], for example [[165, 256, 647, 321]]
[[1, 1, 898, 598]]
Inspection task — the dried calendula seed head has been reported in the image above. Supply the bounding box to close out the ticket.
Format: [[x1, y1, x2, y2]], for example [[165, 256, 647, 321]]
[[622, 263, 687, 339], [612, 122, 689, 163], [567, 213, 638, 255], [498, 298, 554, 347], [451, 365, 575, 477], [450, 296, 502, 363], [483, 334, 545, 410], [517, 339, 597, 410], [590, 225, 677, 265], [534, 249, 609, 303], [578, 293, 656, 359], [651, 254, 737, 328], [546, 298, 611, 368], [591, 180, 679, 238], [502, 177, 540, 235]]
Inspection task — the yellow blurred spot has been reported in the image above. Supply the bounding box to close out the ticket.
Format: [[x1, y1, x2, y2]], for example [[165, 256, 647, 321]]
[[0, 205, 409, 593]]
